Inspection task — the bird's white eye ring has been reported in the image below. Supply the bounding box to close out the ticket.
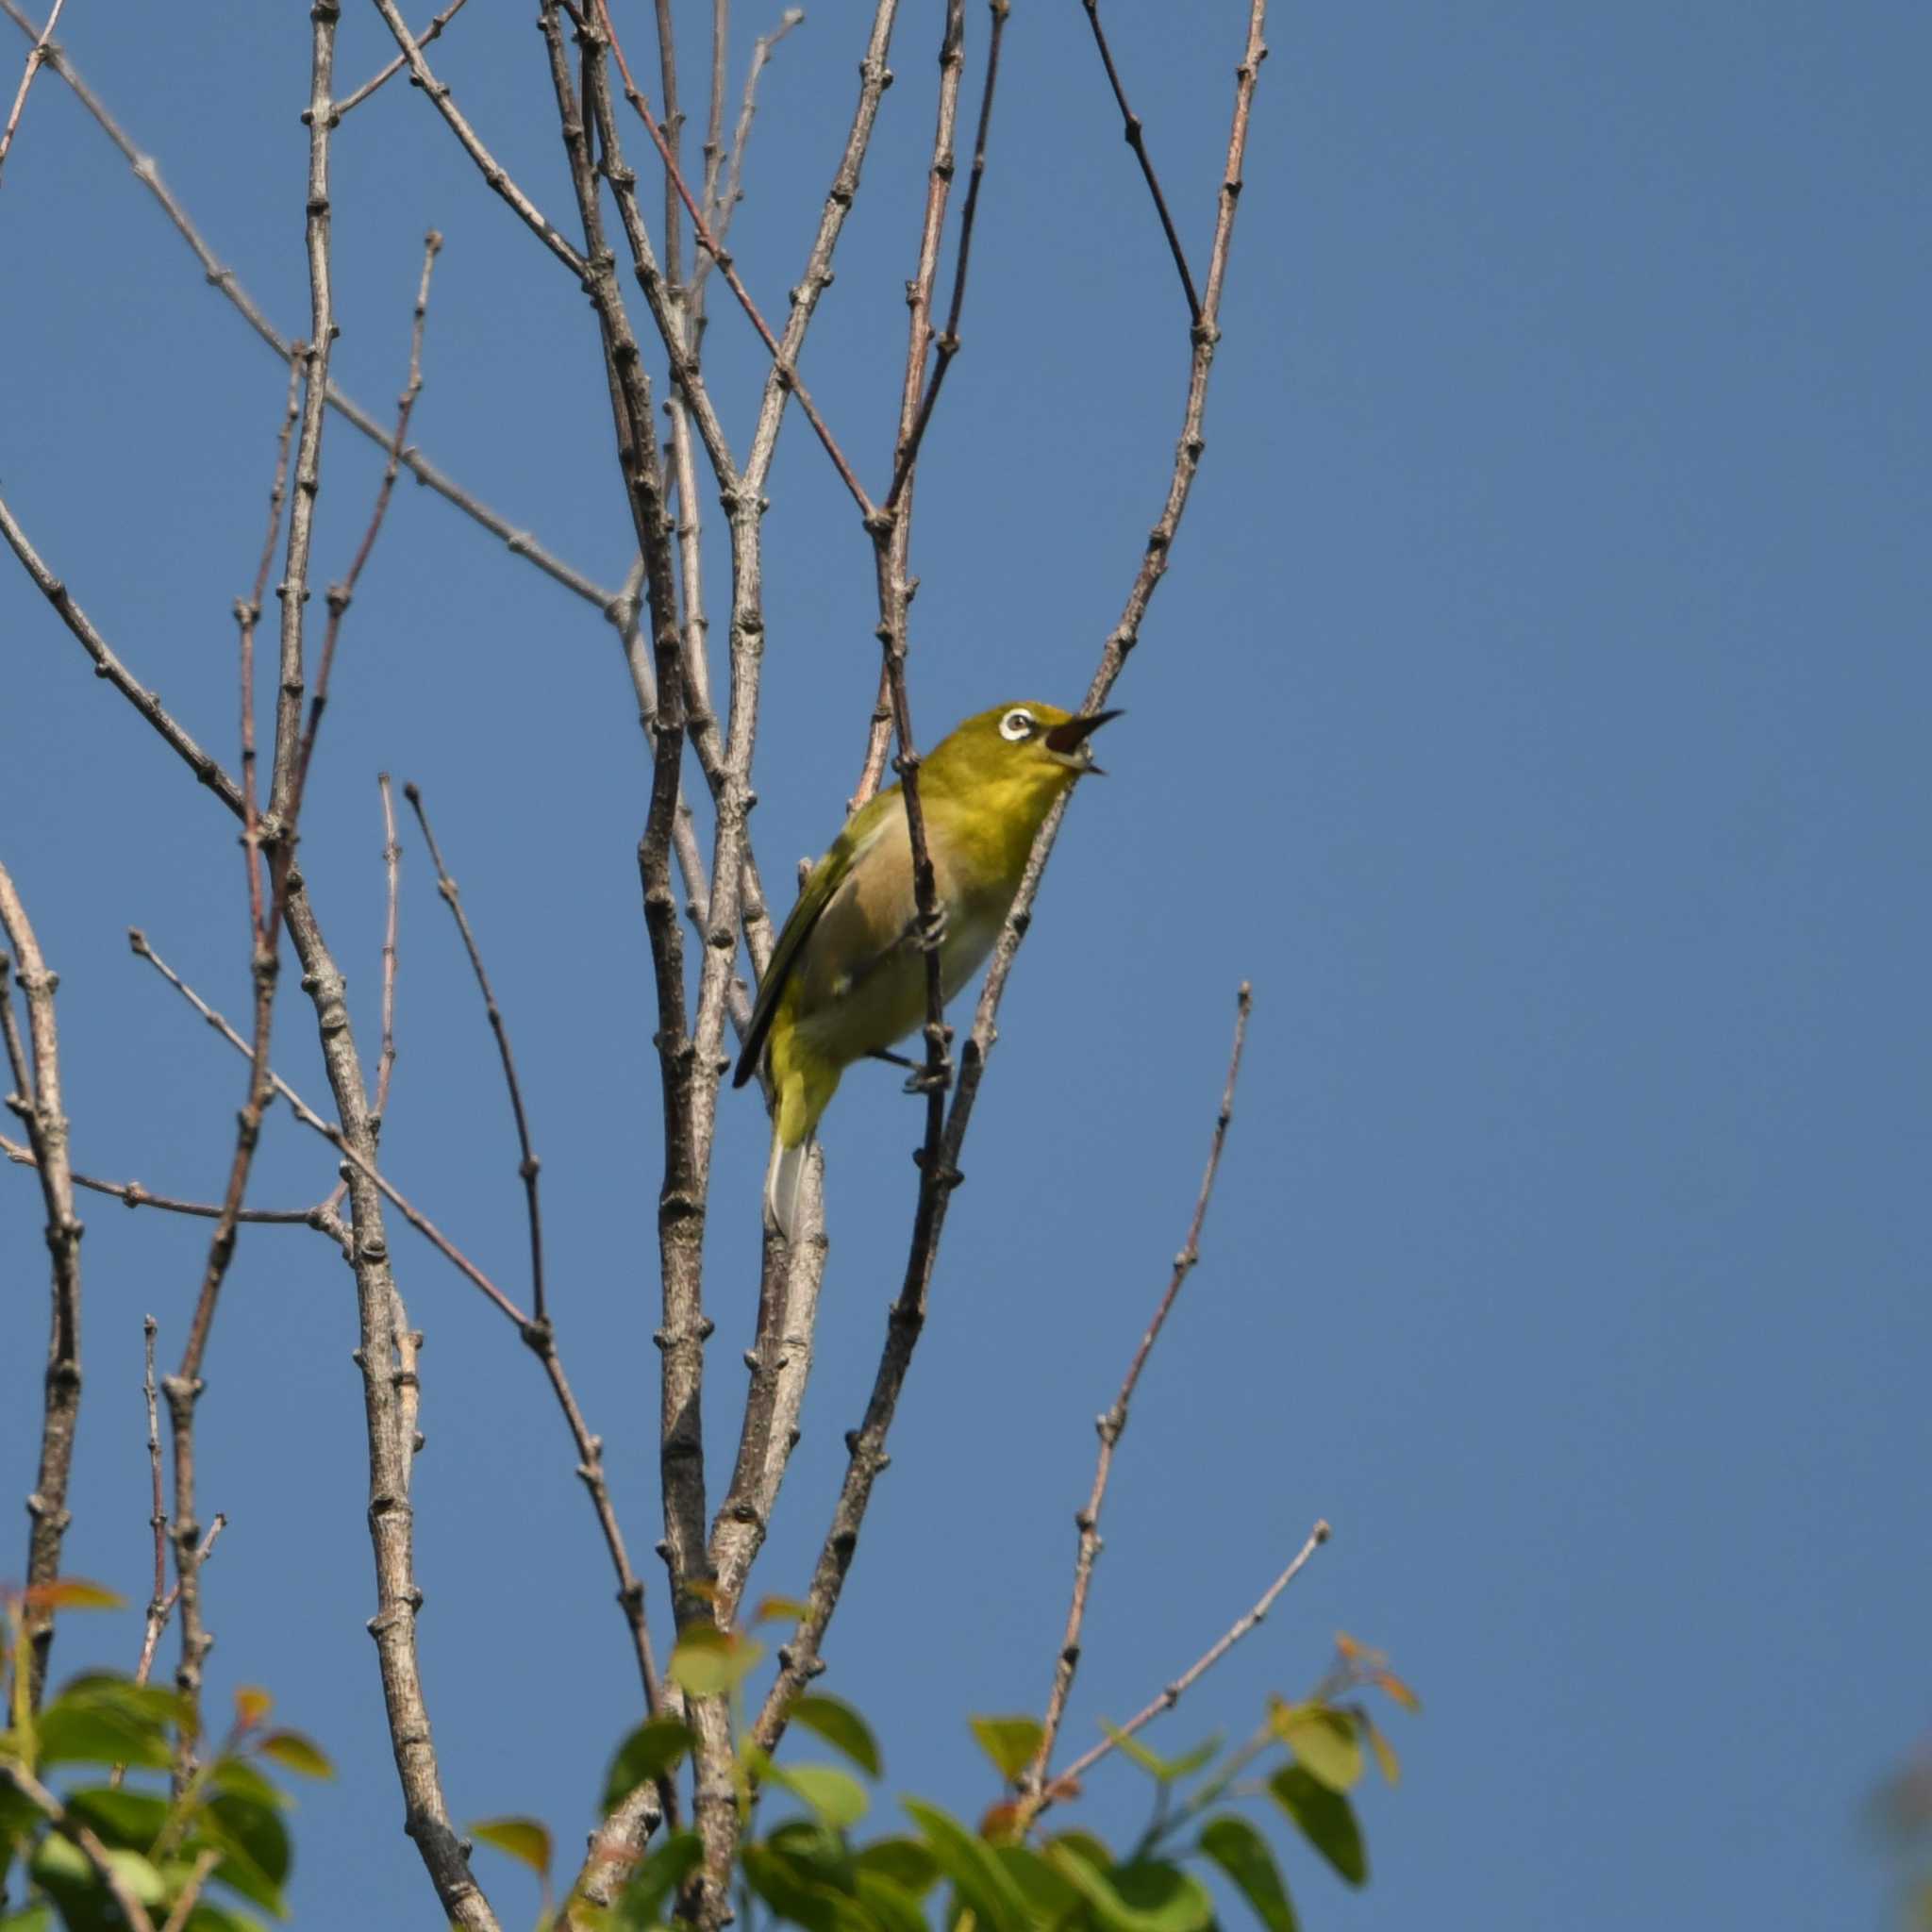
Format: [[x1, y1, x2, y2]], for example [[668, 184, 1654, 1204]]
[[999, 708, 1035, 741]]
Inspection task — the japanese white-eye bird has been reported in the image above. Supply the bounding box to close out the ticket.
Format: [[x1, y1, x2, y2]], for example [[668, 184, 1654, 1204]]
[[734, 699, 1120, 1235]]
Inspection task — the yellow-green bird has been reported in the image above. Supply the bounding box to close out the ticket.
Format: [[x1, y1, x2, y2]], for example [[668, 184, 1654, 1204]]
[[734, 699, 1119, 1234]]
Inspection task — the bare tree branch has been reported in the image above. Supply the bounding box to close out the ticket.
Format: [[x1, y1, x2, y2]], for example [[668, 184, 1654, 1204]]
[[0, 490, 245, 817], [0, 0, 614, 613], [367, 0, 587, 278], [0, 1138, 319, 1224], [1027, 983, 1253, 1789], [691, 8, 805, 305], [0, 0, 61, 182], [335, 0, 470, 119], [0, 866, 81, 1711], [1079, 0, 1203, 325], [1053, 1521, 1331, 1793]]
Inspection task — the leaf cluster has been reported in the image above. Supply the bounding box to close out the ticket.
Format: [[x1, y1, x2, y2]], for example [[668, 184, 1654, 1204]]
[[472, 1627, 1417, 1932], [1, 1582, 333, 1931]]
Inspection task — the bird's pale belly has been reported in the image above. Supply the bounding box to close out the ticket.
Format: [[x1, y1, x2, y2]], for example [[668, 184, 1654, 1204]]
[[792, 897, 1005, 1069]]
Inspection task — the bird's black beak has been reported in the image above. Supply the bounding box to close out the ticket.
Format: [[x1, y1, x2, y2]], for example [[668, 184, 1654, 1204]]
[[1044, 708, 1122, 774]]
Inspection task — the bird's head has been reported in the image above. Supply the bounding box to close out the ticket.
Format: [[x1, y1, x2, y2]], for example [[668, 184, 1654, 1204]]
[[925, 701, 1123, 801]]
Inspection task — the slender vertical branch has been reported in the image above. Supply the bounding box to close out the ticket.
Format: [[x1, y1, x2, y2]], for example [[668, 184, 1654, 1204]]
[[0, 865, 81, 1711], [0, 0, 61, 182], [1027, 984, 1252, 1789], [690, 7, 805, 308], [1078, 0, 1202, 325], [403, 784, 548, 1327]]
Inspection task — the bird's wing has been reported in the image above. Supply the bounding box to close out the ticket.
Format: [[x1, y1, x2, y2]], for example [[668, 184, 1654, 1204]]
[[731, 789, 900, 1089]]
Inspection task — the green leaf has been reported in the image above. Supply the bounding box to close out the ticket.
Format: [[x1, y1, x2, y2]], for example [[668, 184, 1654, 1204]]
[[1098, 1722, 1221, 1785], [968, 1716, 1042, 1785], [602, 1717, 692, 1812], [180, 1903, 268, 1932], [610, 1827, 701, 1929], [852, 1838, 939, 1898], [208, 1758, 287, 1809], [1269, 1704, 1361, 1793], [63, 1784, 169, 1850], [30, 1833, 169, 1929], [765, 1819, 855, 1887], [192, 1789, 292, 1917], [1359, 1711, 1400, 1787], [854, 1871, 928, 1932], [903, 1798, 1031, 1931], [1267, 1768, 1367, 1888], [469, 1816, 552, 1878], [668, 1624, 765, 1699], [790, 1696, 882, 1778], [34, 1703, 171, 1773], [768, 1763, 869, 1832], [1199, 1815, 1298, 1932], [1042, 1846, 1205, 1932], [1048, 1848, 1213, 1932], [995, 1844, 1083, 1921], [255, 1731, 333, 1781], [0, 1905, 54, 1931], [741, 1842, 842, 1932], [1046, 1829, 1114, 1871], [58, 1677, 190, 1729]]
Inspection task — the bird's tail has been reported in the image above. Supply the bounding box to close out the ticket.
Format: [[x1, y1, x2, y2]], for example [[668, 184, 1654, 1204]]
[[765, 1127, 812, 1240]]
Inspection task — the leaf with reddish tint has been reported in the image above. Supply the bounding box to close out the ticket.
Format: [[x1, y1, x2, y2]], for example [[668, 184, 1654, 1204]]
[[23, 1579, 124, 1614], [233, 1687, 273, 1731]]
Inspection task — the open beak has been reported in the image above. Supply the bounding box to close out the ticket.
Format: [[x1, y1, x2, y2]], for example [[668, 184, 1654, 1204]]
[[1044, 708, 1122, 774]]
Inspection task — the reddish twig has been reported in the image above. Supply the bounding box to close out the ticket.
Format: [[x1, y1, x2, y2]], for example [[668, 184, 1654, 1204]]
[[690, 7, 804, 308], [1027, 984, 1253, 1790], [1079, 0, 1202, 325], [592, 0, 875, 518]]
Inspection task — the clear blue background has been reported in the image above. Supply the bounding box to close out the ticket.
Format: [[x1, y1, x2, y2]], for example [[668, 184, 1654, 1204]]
[[4, 2, 1928, 1925]]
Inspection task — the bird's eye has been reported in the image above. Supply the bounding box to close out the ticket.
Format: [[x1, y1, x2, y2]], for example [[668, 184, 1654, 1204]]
[[999, 708, 1035, 741]]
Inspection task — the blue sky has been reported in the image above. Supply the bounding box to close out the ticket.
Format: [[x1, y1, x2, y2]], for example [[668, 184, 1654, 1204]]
[[3, 1, 1929, 1926]]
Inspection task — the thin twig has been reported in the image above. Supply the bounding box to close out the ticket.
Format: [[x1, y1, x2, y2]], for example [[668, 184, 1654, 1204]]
[[334, 0, 470, 119], [1055, 1522, 1331, 1791], [881, 0, 1008, 517], [375, 773, 403, 1123], [0, 1136, 318, 1223], [593, 0, 875, 518], [0, 0, 614, 614], [283, 232, 441, 849], [754, 0, 1272, 1757], [132, 1514, 225, 1693], [1027, 985, 1253, 1793], [690, 8, 805, 307], [128, 927, 527, 1328], [0, 869, 81, 1712], [0, 490, 245, 816], [157, 1847, 225, 1932], [403, 782, 546, 1325], [367, 0, 587, 277], [0, 0, 59, 182], [1078, 0, 1202, 325]]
